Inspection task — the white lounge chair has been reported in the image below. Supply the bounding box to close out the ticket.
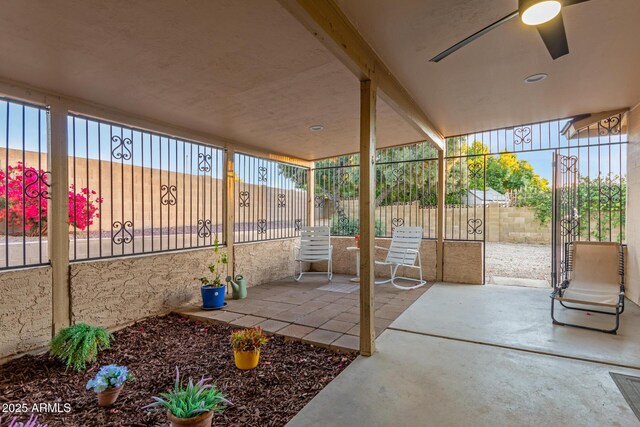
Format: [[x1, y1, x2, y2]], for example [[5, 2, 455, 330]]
[[375, 226, 426, 290], [551, 241, 626, 334], [293, 226, 333, 281]]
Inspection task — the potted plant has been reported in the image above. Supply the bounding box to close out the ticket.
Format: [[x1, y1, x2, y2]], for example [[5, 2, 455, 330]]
[[86, 364, 134, 407], [198, 238, 228, 309], [230, 327, 269, 370], [144, 368, 228, 427]]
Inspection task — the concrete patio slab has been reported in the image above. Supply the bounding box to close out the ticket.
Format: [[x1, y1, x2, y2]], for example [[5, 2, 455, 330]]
[[288, 330, 640, 427], [391, 284, 640, 369]]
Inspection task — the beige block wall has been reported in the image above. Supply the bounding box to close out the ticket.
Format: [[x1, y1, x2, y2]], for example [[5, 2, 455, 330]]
[[0, 266, 52, 360], [443, 241, 484, 285], [69, 247, 225, 329], [627, 104, 640, 305], [233, 238, 305, 286], [311, 236, 438, 282]]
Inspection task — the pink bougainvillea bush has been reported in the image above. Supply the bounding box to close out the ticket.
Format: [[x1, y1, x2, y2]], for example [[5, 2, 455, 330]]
[[0, 162, 103, 236]]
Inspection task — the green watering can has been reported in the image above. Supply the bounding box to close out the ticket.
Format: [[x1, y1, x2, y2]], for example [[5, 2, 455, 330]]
[[225, 274, 247, 300]]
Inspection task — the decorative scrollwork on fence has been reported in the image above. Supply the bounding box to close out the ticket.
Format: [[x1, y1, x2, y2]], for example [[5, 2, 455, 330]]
[[468, 161, 484, 180], [160, 184, 177, 206], [314, 195, 325, 208], [257, 219, 267, 234], [258, 166, 268, 182], [599, 184, 621, 205], [198, 153, 212, 172], [111, 135, 133, 160], [391, 168, 402, 182], [24, 169, 51, 199], [467, 218, 483, 235], [294, 219, 302, 231], [391, 217, 405, 231], [560, 217, 579, 237], [513, 126, 532, 145], [598, 115, 621, 136], [559, 155, 578, 173], [239, 191, 250, 208], [113, 221, 134, 245], [278, 194, 286, 208], [197, 219, 212, 238], [339, 172, 350, 182]]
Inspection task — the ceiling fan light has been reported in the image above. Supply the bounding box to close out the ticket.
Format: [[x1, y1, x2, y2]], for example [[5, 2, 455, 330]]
[[519, 0, 562, 25]]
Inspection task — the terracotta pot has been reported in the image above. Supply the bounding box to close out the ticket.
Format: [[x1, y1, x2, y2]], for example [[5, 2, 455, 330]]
[[233, 349, 260, 370], [167, 410, 213, 427], [97, 385, 122, 407]]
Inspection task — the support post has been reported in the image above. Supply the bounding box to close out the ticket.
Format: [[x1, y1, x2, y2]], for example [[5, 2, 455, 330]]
[[224, 148, 235, 282], [307, 165, 315, 228], [48, 99, 71, 335], [436, 149, 445, 281], [359, 79, 376, 356]]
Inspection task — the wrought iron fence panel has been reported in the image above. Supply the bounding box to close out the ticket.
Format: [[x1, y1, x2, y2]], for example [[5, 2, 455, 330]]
[[313, 142, 438, 239], [68, 114, 223, 261], [0, 97, 49, 269], [233, 153, 308, 243]]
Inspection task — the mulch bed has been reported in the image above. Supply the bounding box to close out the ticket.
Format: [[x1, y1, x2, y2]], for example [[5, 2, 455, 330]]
[[0, 314, 357, 426]]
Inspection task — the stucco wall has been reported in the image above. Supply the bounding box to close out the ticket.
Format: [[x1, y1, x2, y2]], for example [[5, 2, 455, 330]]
[[0, 266, 52, 360], [70, 248, 225, 329], [311, 236, 438, 282], [443, 241, 484, 285], [627, 104, 640, 305], [234, 238, 304, 286]]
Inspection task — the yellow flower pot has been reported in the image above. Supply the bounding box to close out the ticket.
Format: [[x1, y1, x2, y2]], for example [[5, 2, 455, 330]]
[[233, 349, 260, 370]]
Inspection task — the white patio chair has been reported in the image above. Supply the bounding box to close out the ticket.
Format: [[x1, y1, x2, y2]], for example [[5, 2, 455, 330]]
[[551, 241, 625, 334], [293, 226, 333, 281], [375, 226, 426, 290]]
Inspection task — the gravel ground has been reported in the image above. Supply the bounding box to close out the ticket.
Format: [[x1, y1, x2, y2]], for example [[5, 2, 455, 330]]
[[0, 314, 356, 427], [485, 242, 551, 283]]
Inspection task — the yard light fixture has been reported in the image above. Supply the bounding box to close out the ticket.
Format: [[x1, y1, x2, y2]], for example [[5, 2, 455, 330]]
[[519, 0, 562, 25]]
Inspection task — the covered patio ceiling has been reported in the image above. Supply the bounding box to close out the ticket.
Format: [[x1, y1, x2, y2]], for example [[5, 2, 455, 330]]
[[0, 0, 638, 160], [0, 0, 422, 160], [337, 0, 640, 136]]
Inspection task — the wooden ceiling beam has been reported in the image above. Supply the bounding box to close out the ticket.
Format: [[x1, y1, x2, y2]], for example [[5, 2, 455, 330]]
[[277, 0, 445, 152]]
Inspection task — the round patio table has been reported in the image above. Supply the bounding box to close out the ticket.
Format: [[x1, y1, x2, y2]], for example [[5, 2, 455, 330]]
[[346, 246, 360, 282]]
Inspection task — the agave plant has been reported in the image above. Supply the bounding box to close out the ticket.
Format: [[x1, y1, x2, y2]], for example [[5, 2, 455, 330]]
[[3, 415, 47, 427], [144, 368, 229, 419], [49, 323, 113, 371]]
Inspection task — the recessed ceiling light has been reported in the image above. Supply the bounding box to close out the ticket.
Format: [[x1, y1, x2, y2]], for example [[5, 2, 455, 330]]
[[519, 0, 562, 26], [309, 125, 324, 132], [524, 73, 548, 83]]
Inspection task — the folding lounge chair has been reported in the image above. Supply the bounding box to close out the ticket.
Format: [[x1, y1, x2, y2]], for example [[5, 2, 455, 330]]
[[293, 226, 333, 281], [551, 241, 626, 334], [375, 226, 426, 290]]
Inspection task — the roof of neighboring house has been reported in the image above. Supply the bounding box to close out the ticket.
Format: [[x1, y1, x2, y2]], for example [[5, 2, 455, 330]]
[[467, 188, 507, 202]]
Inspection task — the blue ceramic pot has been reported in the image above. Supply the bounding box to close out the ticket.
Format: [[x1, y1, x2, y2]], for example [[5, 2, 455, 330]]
[[201, 284, 226, 309]]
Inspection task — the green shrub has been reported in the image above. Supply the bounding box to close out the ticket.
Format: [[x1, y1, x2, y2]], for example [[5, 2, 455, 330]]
[[49, 323, 113, 371], [330, 215, 384, 237]]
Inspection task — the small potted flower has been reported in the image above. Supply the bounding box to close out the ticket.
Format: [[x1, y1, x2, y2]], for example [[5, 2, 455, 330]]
[[198, 239, 228, 310], [230, 327, 269, 370], [144, 368, 228, 427], [86, 364, 134, 407], [354, 234, 360, 248]]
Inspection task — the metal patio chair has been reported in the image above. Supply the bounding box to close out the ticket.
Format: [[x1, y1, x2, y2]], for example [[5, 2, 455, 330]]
[[375, 226, 426, 290], [293, 226, 333, 281], [551, 241, 626, 334]]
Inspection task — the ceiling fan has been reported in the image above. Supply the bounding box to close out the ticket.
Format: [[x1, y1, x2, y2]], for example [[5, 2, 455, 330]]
[[430, 0, 591, 62]]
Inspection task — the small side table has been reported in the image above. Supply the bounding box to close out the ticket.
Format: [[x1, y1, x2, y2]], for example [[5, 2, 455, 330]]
[[346, 246, 360, 282]]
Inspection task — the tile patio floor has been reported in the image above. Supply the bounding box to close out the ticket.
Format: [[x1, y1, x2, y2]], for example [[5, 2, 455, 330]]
[[176, 274, 430, 352]]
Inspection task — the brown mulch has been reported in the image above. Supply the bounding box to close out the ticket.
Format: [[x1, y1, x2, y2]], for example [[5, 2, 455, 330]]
[[0, 314, 357, 426]]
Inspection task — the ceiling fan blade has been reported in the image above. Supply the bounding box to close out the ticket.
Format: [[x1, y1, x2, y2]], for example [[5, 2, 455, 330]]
[[536, 12, 569, 60], [563, 0, 591, 6], [430, 10, 519, 62]]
